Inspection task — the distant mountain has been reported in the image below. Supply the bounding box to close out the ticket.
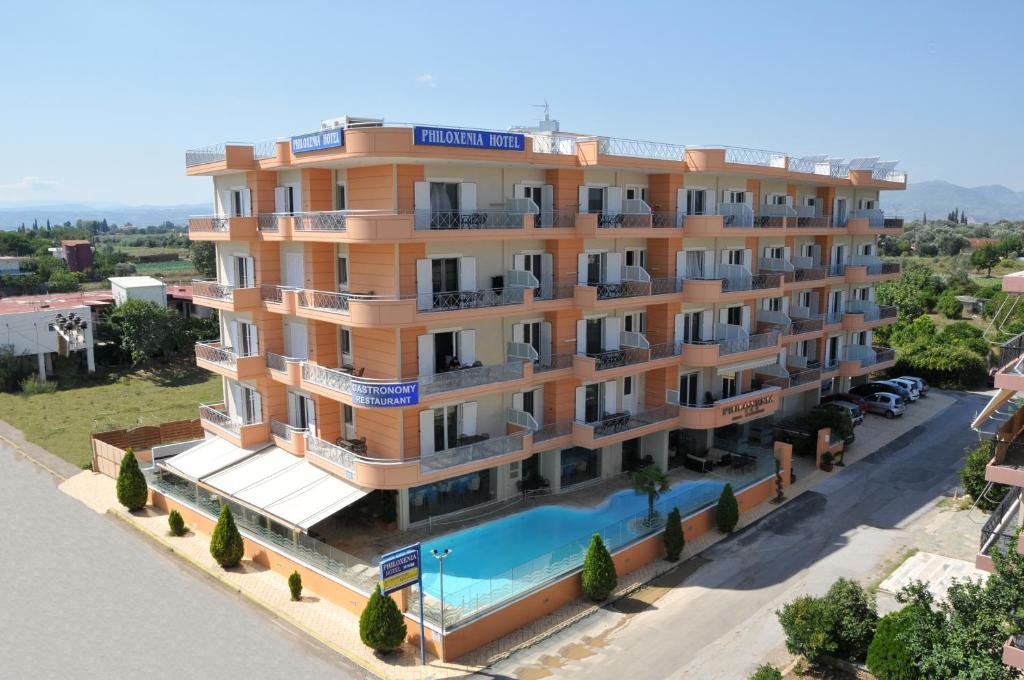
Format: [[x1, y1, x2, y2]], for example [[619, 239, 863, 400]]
[[881, 181, 1024, 223], [0, 202, 211, 229]]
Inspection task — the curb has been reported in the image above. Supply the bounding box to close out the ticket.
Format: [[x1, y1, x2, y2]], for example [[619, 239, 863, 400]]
[[0, 431, 71, 482], [109, 508, 402, 680]]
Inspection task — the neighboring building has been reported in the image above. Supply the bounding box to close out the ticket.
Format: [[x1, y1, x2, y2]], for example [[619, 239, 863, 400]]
[[972, 269, 1024, 672], [0, 291, 112, 377], [0, 256, 26, 276], [955, 294, 984, 317], [110, 275, 167, 307], [160, 117, 906, 659], [166, 284, 210, 319], [60, 240, 93, 272]]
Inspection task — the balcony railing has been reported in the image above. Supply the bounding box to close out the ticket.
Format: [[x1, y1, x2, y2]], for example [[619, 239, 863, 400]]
[[789, 366, 822, 387], [297, 289, 349, 314], [533, 419, 573, 443], [420, 432, 526, 473], [418, 361, 525, 396], [586, 347, 649, 371], [979, 489, 1021, 555], [414, 209, 527, 231], [185, 144, 227, 167], [538, 280, 576, 301], [872, 168, 908, 183], [188, 215, 230, 232], [535, 209, 576, 229], [652, 211, 684, 228], [266, 351, 302, 373], [192, 280, 234, 301], [420, 287, 524, 312], [195, 341, 237, 367], [850, 209, 894, 228], [794, 266, 827, 283], [199, 403, 240, 434], [828, 262, 847, 277], [293, 211, 348, 232], [305, 434, 356, 474], [535, 352, 575, 374], [719, 203, 754, 228], [270, 419, 307, 440], [257, 213, 279, 232], [844, 345, 895, 368], [591, 280, 651, 301], [529, 134, 578, 155], [790, 317, 824, 335], [302, 363, 353, 395], [579, 136, 687, 161], [594, 211, 654, 229], [260, 284, 285, 303], [585, 404, 679, 439], [846, 300, 882, 322], [718, 146, 788, 168]]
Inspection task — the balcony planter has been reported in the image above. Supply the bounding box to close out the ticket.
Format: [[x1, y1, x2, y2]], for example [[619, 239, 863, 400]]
[[820, 452, 834, 472]]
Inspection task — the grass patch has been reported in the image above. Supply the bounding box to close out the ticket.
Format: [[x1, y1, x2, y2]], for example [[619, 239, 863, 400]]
[[0, 361, 220, 468], [867, 547, 920, 595]]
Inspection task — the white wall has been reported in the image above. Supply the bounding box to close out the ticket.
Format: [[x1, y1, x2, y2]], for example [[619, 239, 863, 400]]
[[112, 282, 166, 307], [0, 306, 94, 357]]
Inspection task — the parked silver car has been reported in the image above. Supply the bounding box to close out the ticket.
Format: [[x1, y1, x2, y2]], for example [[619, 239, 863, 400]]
[[886, 378, 920, 402], [827, 400, 865, 427], [897, 375, 929, 395], [864, 392, 906, 418]]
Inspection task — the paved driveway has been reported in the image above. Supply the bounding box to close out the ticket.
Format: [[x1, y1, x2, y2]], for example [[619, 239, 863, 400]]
[[489, 391, 986, 680], [0, 444, 370, 680]]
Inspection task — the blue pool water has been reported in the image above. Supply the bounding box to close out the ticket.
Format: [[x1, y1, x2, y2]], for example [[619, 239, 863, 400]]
[[419, 479, 728, 615]]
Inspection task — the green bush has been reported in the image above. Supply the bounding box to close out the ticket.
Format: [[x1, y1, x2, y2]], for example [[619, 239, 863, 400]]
[[115, 449, 148, 511], [0, 344, 34, 392], [805, 406, 853, 442], [288, 571, 303, 601], [936, 290, 961, 319], [961, 440, 1009, 511], [893, 342, 987, 389], [937, 321, 990, 357], [777, 578, 877, 665], [716, 483, 739, 533], [663, 507, 684, 561], [19, 376, 56, 395], [749, 664, 783, 680], [167, 509, 186, 536], [778, 594, 835, 662], [866, 606, 920, 680], [359, 584, 407, 653], [209, 504, 244, 568], [581, 533, 617, 601]]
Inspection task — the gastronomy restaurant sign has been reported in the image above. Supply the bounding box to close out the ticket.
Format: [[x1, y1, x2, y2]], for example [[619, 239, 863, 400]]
[[350, 379, 419, 408], [414, 125, 525, 151]]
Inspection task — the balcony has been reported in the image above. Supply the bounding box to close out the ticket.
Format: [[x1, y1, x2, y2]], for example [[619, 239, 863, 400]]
[[1003, 636, 1024, 671], [192, 279, 261, 312], [792, 207, 836, 232], [533, 351, 575, 376], [753, 364, 822, 396], [838, 345, 896, 377], [573, 337, 678, 380], [847, 210, 904, 234], [419, 432, 527, 474], [669, 386, 782, 429], [842, 301, 899, 330], [576, 272, 683, 308], [198, 402, 269, 448], [301, 362, 355, 398], [419, 361, 528, 399], [993, 333, 1024, 392], [269, 419, 307, 455], [573, 404, 679, 448], [418, 286, 527, 315], [187, 215, 257, 241], [986, 435, 1024, 488], [677, 327, 781, 367], [297, 288, 350, 317], [976, 489, 1021, 572], [414, 208, 529, 233], [681, 266, 783, 302], [789, 256, 829, 287], [846, 256, 901, 283], [266, 351, 303, 385], [194, 341, 265, 381]]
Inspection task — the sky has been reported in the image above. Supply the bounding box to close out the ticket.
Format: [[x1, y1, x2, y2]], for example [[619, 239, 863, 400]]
[[1, 0, 1022, 206]]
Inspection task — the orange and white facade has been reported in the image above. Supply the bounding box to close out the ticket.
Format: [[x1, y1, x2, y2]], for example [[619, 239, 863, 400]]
[[183, 117, 905, 530]]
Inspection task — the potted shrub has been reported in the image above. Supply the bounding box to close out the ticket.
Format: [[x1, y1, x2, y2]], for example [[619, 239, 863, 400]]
[[288, 571, 303, 601], [821, 451, 834, 472], [664, 507, 685, 561], [359, 584, 407, 654], [716, 484, 739, 533], [167, 509, 186, 536], [581, 534, 617, 601]]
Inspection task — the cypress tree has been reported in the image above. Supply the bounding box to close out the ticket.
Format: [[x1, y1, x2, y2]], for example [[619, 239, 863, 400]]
[[580, 533, 617, 601], [716, 483, 739, 533], [115, 448, 148, 511], [167, 509, 186, 536], [663, 507, 685, 561], [359, 584, 407, 653], [209, 504, 244, 568], [288, 571, 303, 601]]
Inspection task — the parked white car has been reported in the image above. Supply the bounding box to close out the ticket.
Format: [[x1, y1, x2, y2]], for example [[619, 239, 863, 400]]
[[897, 375, 929, 395], [865, 392, 906, 418], [886, 378, 920, 402]]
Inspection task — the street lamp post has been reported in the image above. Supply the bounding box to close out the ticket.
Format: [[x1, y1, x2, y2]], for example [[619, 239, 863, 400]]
[[431, 548, 452, 661]]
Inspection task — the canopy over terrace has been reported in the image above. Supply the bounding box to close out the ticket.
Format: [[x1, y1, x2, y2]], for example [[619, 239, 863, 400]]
[[160, 441, 369, 532]]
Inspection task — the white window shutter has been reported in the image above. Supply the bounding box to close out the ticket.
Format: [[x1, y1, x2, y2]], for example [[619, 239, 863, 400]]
[[458, 330, 476, 364], [605, 252, 623, 283], [416, 259, 432, 310], [702, 311, 713, 339], [287, 392, 299, 426], [744, 191, 753, 206], [706, 188, 716, 213], [459, 257, 476, 291], [720, 249, 730, 265], [603, 381, 617, 414], [512, 392, 524, 412], [414, 181, 430, 228], [305, 397, 316, 430], [461, 402, 477, 436], [578, 186, 589, 213], [541, 322, 552, 364], [541, 185, 553, 225], [240, 188, 252, 216], [246, 323, 259, 355], [274, 187, 287, 213], [743, 249, 752, 268], [675, 251, 685, 281], [676, 188, 686, 222], [248, 389, 262, 424], [604, 186, 623, 214], [419, 410, 434, 456], [603, 316, 620, 351], [513, 253, 525, 271], [575, 386, 586, 422], [673, 314, 684, 347], [577, 253, 588, 285], [512, 323, 524, 344], [576, 319, 587, 355], [719, 308, 729, 324], [459, 183, 477, 215], [417, 334, 434, 377], [742, 306, 751, 330], [541, 253, 553, 297], [218, 191, 231, 217], [512, 183, 526, 199]]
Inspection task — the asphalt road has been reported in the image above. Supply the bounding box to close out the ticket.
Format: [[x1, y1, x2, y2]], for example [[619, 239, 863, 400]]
[[0, 444, 371, 680], [489, 391, 987, 680]]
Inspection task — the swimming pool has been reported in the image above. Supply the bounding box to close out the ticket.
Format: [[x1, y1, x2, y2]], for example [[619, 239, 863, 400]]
[[418, 478, 734, 621]]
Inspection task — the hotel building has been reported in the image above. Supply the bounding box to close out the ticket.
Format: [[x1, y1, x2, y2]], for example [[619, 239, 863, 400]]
[[159, 116, 905, 657]]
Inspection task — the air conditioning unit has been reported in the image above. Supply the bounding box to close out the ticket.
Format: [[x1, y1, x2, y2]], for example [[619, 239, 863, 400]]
[[320, 116, 384, 130]]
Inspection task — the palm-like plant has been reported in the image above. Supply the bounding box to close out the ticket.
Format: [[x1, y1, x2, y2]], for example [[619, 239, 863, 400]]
[[632, 464, 671, 523]]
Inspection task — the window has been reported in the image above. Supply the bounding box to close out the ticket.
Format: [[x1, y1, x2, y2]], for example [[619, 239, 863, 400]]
[[585, 318, 603, 355], [343, 404, 354, 428], [768, 194, 788, 206], [522, 185, 543, 210], [764, 246, 784, 260], [586, 253, 602, 285], [724, 249, 744, 265], [431, 258, 459, 294], [801, 243, 815, 258], [584, 383, 601, 423], [624, 248, 647, 269], [679, 373, 700, 407], [855, 331, 868, 346], [335, 184, 347, 210], [430, 182, 460, 213], [339, 327, 352, 362], [522, 389, 536, 417], [623, 376, 634, 398], [337, 254, 349, 290], [237, 322, 258, 356], [803, 196, 817, 208], [625, 186, 648, 202], [521, 321, 541, 357], [724, 190, 745, 204], [432, 405, 459, 452], [686, 189, 707, 215], [685, 250, 706, 278], [827, 336, 841, 363], [764, 297, 782, 312], [798, 291, 812, 308], [682, 311, 703, 343], [624, 312, 646, 334], [830, 291, 843, 313], [721, 374, 738, 399], [725, 306, 742, 326], [241, 386, 261, 425], [587, 187, 604, 213], [860, 243, 872, 256]]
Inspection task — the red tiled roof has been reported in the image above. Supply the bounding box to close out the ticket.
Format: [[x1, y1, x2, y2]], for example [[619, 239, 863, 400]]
[[0, 291, 114, 314]]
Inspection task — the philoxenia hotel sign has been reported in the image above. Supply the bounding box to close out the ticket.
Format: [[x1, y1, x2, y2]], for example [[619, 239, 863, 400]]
[[721, 392, 777, 422]]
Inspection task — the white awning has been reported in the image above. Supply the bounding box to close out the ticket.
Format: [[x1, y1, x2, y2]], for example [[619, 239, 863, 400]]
[[160, 436, 258, 482], [717, 355, 779, 376], [222, 447, 369, 530], [972, 389, 1018, 430]]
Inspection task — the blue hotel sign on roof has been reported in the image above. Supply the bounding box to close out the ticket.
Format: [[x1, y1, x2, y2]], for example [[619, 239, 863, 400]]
[[291, 129, 344, 154], [414, 125, 525, 151]]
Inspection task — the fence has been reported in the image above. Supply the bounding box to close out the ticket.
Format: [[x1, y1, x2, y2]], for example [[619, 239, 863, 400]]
[[91, 418, 204, 477]]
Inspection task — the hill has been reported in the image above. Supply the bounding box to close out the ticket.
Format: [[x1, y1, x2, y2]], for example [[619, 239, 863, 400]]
[[0, 202, 210, 229], [882, 181, 1024, 223]]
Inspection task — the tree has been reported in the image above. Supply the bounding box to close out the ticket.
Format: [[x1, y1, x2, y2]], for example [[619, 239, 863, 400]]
[[716, 483, 739, 533], [359, 584, 407, 653], [960, 440, 1009, 511], [631, 464, 670, 523], [115, 449, 148, 511], [749, 664, 783, 680], [971, 242, 1002, 277], [824, 578, 878, 662], [778, 594, 835, 662], [936, 290, 961, 319], [190, 240, 216, 278], [866, 606, 922, 680], [0, 344, 33, 392], [288, 571, 303, 601], [168, 509, 186, 536], [581, 534, 617, 601], [209, 504, 244, 568], [663, 507, 685, 561], [108, 299, 187, 364]]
